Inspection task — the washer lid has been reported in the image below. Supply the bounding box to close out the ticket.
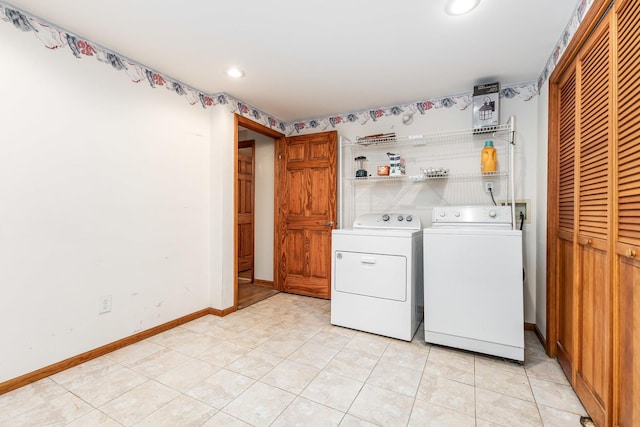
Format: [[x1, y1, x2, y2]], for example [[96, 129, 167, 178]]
[[353, 213, 422, 230]]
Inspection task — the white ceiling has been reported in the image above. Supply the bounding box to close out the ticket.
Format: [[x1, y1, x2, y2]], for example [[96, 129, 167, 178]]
[[5, 0, 579, 123]]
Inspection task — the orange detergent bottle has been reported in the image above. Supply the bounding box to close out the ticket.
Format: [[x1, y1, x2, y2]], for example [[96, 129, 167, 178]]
[[481, 140, 497, 173]]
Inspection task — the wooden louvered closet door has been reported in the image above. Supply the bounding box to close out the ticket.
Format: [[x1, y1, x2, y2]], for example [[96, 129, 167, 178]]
[[614, 0, 640, 425], [555, 69, 577, 382], [573, 17, 613, 427], [549, 0, 640, 424]]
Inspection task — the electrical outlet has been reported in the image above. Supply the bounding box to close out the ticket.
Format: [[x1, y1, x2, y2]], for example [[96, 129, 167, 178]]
[[99, 295, 112, 314], [484, 182, 494, 193]]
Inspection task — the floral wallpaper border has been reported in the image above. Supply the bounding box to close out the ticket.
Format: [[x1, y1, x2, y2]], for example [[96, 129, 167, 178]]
[[285, 82, 538, 136], [1, 0, 591, 137], [0, 5, 214, 107], [0, 3, 289, 133], [536, 0, 594, 92]]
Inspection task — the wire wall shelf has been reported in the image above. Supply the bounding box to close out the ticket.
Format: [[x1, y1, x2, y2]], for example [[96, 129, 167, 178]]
[[349, 123, 514, 147], [337, 116, 517, 229], [347, 170, 509, 183]]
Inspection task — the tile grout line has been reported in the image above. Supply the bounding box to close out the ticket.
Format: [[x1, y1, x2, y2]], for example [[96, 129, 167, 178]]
[[523, 355, 545, 426], [404, 344, 431, 427]]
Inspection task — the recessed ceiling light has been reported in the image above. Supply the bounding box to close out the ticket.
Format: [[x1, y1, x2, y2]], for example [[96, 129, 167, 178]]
[[227, 67, 244, 78], [445, 0, 480, 15]]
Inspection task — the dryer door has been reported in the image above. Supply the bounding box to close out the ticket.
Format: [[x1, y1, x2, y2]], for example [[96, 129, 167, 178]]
[[333, 251, 407, 301]]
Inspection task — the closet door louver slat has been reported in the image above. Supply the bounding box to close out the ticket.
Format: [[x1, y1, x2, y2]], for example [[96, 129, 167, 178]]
[[559, 73, 577, 232], [579, 28, 610, 241], [617, 0, 640, 247]]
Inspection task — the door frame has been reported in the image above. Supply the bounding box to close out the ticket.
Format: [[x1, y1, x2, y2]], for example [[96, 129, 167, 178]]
[[234, 115, 285, 309]]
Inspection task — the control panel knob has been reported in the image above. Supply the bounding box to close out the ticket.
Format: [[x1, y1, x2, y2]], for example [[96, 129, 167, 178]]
[[382, 214, 390, 222], [440, 212, 446, 217], [397, 215, 404, 221], [489, 210, 497, 218], [406, 215, 413, 222], [455, 212, 460, 217]]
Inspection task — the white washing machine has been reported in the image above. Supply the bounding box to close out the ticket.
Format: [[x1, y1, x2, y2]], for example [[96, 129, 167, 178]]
[[423, 206, 524, 361], [331, 213, 423, 341]]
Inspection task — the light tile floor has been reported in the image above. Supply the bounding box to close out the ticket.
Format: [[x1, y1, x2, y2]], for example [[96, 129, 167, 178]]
[[0, 293, 588, 426]]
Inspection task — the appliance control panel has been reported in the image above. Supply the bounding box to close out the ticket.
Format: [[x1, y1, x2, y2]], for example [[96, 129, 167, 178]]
[[432, 206, 512, 225], [353, 213, 422, 230]]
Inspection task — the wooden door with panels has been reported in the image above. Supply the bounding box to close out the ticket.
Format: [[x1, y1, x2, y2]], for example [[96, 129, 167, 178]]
[[277, 131, 337, 299], [614, 0, 640, 425], [237, 140, 255, 277]]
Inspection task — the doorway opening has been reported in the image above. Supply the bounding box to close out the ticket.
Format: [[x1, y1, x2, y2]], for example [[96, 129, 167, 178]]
[[235, 116, 283, 310], [234, 115, 338, 309], [237, 139, 255, 285]]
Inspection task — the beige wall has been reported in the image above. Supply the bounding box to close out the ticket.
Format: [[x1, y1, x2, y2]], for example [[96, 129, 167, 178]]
[[0, 21, 213, 381]]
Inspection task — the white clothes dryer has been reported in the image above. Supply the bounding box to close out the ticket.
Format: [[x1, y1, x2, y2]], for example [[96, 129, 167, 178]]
[[331, 213, 423, 341]]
